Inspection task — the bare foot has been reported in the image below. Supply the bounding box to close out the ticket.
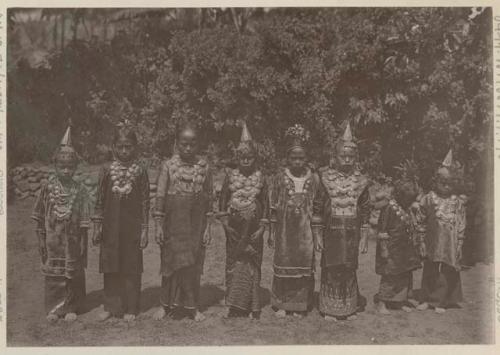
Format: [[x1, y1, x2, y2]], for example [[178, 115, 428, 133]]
[[377, 302, 390, 315], [274, 309, 286, 318], [153, 307, 166, 321], [346, 314, 357, 321], [416, 302, 429, 311], [46, 314, 58, 323], [292, 312, 303, 318], [193, 311, 205, 322], [407, 299, 419, 307], [324, 315, 337, 322], [401, 305, 412, 313], [123, 314, 136, 322], [435, 307, 446, 314], [98, 311, 112, 322], [64, 313, 77, 322]]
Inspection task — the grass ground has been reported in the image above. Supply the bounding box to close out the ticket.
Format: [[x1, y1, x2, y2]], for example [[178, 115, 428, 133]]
[[7, 197, 495, 346]]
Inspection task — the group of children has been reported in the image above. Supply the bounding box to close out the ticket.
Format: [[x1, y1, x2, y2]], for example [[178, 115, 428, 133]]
[[32, 121, 467, 323]]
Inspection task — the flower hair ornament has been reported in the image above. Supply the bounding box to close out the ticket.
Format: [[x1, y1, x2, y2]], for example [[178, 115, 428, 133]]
[[285, 124, 310, 153]]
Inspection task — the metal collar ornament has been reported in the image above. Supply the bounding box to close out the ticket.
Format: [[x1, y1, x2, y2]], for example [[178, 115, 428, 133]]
[[110, 161, 141, 197], [229, 169, 263, 211], [168, 155, 208, 194], [47, 175, 78, 220]]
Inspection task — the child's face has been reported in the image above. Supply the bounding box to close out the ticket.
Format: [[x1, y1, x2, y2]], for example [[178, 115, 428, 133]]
[[336, 150, 356, 172], [288, 147, 306, 171], [178, 129, 197, 160], [113, 137, 136, 163], [395, 183, 418, 209], [238, 151, 256, 171], [55, 158, 77, 181], [435, 169, 454, 197]]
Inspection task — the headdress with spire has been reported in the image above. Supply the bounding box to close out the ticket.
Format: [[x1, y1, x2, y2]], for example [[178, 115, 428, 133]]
[[236, 121, 255, 155], [335, 122, 357, 155], [436, 149, 463, 182], [54, 125, 78, 164], [285, 124, 310, 153]]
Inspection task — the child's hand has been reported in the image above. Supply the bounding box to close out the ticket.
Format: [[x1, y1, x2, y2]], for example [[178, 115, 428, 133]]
[[419, 242, 427, 259], [39, 240, 47, 264], [140, 228, 149, 249], [92, 222, 103, 246], [360, 226, 370, 254], [154, 219, 165, 246]]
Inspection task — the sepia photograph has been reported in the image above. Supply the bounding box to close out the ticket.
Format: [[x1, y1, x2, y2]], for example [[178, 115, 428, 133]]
[[4, 5, 496, 347]]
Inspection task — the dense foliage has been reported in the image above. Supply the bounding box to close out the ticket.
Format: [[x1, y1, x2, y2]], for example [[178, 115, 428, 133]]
[[8, 8, 493, 193]]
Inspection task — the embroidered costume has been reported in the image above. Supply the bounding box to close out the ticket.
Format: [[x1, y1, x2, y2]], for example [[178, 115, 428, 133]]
[[416, 150, 466, 308], [219, 122, 268, 315], [269, 125, 325, 313], [318, 123, 370, 318], [32, 127, 90, 317]]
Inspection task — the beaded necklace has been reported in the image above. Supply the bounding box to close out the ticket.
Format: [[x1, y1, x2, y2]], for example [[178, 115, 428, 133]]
[[110, 160, 142, 197], [168, 155, 208, 194], [47, 175, 78, 220]]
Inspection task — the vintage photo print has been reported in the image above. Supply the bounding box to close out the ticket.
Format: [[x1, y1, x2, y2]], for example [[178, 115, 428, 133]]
[[0, 0, 498, 352]]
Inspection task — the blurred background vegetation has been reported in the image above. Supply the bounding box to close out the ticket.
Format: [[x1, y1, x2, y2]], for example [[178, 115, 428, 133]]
[[7, 8, 492, 188]]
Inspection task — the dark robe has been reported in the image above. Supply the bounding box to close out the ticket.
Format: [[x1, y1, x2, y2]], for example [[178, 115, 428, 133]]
[[93, 162, 150, 315], [32, 177, 90, 315], [154, 154, 213, 309], [318, 167, 370, 317], [269, 168, 324, 312], [374, 201, 421, 304], [219, 168, 268, 313]]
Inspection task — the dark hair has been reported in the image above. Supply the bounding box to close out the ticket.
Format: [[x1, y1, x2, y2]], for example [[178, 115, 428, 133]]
[[113, 127, 138, 145]]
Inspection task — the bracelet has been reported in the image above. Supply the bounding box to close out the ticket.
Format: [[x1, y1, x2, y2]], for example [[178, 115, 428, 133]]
[[141, 223, 149, 230], [36, 228, 46, 235], [259, 218, 270, 226], [91, 216, 104, 222], [152, 211, 166, 218]]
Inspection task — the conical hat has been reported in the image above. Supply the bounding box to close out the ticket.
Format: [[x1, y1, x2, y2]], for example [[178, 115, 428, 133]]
[[442, 149, 453, 167], [240, 121, 253, 143], [55, 125, 78, 163], [60, 126, 72, 147], [343, 122, 353, 142]]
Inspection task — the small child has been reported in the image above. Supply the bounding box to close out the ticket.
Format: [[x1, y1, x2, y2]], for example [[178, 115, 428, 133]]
[[374, 162, 423, 315], [32, 127, 90, 323], [92, 125, 150, 322], [416, 150, 466, 314]]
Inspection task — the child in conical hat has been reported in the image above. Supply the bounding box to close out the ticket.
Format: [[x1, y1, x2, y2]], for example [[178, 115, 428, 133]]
[[31, 126, 90, 322], [415, 150, 466, 314]]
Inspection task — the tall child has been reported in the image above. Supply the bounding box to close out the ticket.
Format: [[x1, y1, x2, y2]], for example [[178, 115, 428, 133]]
[[153, 124, 213, 322], [269, 124, 325, 318], [92, 126, 150, 322], [374, 161, 423, 315], [32, 127, 90, 322], [219, 122, 268, 319], [416, 150, 466, 314]]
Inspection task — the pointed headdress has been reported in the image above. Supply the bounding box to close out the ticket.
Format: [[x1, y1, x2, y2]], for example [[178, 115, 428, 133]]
[[236, 121, 256, 155], [335, 122, 357, 155], [54, 126, 78, 164], [436, 149, 463, 181]]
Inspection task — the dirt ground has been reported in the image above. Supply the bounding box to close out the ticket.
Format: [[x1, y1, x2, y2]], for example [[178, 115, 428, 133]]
[[7, 197, 495, 346]]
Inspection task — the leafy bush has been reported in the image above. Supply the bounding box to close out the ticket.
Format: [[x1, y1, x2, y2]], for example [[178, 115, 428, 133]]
[[8, 7, 493, 193]]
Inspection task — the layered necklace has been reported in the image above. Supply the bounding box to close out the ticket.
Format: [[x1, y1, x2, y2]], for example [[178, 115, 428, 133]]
[[169, 155, 208, 193], [47, 175, 78, 220], [229, 169, 263, 211], [110, 160, 141, 197]]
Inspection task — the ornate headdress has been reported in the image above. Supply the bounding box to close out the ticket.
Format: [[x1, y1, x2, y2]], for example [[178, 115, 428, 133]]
[[436, 149, 463, 181], [236, 121, 255, 155], [54, 126, 78, 164], [393, 159, 420, 200], [285, 124, 310, 153], [335, 122, 357, 155]]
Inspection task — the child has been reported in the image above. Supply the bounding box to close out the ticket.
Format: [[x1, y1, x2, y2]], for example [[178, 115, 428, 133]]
[[268, 124, 325, 318], [152, 124, 213, 322], [318, 123, 371, 321], [32, 126, 90, 322], [416, 150, 466, 314], [218, 122, 268, 319], [92, 125, 150, 322], [374, 161, 423, 315]]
